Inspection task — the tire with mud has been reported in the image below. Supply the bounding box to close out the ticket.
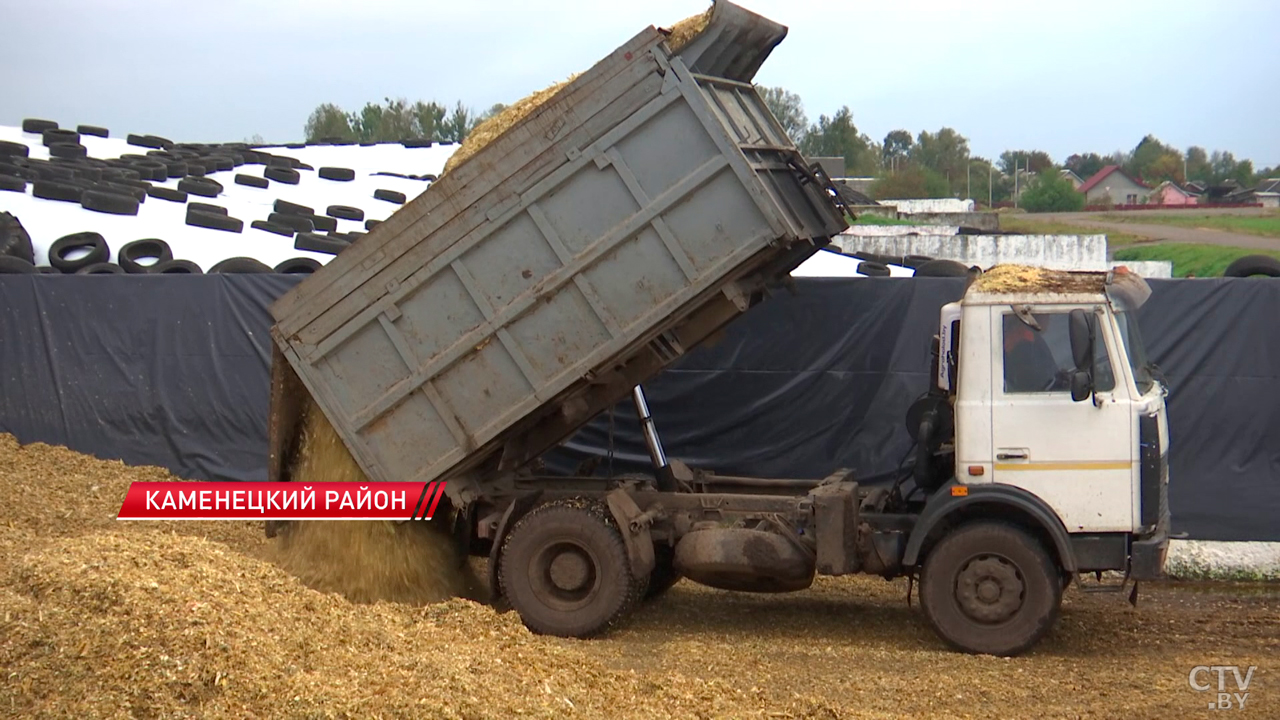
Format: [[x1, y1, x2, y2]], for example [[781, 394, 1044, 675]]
[[499, 498, 642, 638], [919, 521, 1062, 657]]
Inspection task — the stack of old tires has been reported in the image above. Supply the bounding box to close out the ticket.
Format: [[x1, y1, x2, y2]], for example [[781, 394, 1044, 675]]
[[0, 212, 320, 275], [851, 252, 973, 278]]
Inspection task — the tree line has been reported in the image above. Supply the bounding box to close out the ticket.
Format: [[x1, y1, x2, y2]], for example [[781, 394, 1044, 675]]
[[757, 87, 1274, 209], [303, 98, 508, 144], [301, 89, 1273, 212]]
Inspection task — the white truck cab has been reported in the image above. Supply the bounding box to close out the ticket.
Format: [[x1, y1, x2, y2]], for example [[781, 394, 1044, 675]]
[[885, 265, 1172, 655], [933, 266, 1170, 574]]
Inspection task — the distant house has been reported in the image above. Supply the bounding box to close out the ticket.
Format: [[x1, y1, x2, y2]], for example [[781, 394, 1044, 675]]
[[1060, 168, 1084, 190], [1227, 178, 1280, 208], [1203, 179, 1243, 203], [1078, 165, 1151, 205], [811, 156, 846, 179], [1257, 179, 1280, 208], [1149, 181, 1199, 206]]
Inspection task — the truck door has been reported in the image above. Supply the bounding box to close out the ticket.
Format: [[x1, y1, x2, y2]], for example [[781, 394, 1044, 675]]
[[990, 306, 1134, 532]]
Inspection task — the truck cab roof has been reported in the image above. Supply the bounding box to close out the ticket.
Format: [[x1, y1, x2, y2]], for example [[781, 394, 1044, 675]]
[[963, 264, 1151, 309]]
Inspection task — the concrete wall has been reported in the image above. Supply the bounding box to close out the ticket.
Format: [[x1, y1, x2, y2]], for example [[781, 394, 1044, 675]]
[[847, 206, 999, 231], [907, 212, 1000, 230], [835, 233, 1174, 278], [834, 233, 1109, 270], [841, 225, 958, 237], [1166, 540, 1280, 581], [1110, 260, 1173, 278], [880, 198, 975, 213]]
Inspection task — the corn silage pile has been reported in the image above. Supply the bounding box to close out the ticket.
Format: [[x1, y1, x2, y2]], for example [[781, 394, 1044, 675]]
[[0, 434, 789, 719], [970, 264, 1105, 295], [265, 397, 483, 605], [0, 9, 783, 717]]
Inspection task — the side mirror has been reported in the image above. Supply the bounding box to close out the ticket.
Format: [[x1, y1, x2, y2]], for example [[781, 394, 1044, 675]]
[[1070, 370, 1093, 402], [1068, 309, 1095, 371]]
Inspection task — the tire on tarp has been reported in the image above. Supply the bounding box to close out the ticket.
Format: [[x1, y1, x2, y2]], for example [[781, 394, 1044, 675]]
[[1224, 254, 1280, 278], [209, 256, 272, 274], [913, 259, 970, 277], [49, 231, 109, 273], [118, 238, 174, 274]]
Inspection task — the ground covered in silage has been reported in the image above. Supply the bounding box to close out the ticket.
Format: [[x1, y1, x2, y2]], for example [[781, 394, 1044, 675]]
[[1, 433, 1277, 719]]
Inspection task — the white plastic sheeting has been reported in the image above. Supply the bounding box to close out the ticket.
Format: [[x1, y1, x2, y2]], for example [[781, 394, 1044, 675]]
[[0, 123, 927, 280], [0, 125, 456, 271], [789, 248, 914, 278], [878, 198, 975, 214]]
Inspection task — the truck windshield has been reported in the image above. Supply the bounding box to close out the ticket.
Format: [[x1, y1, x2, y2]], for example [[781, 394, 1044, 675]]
[[1114, 310, 1155, 394]]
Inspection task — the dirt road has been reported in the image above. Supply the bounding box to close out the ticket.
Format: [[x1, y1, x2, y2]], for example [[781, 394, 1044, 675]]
[[593, 574, 1279, 719], [1037, 209, 1280, 251]]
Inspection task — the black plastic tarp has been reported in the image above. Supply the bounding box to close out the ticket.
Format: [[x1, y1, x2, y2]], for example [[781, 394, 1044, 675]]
[[0, 275, 302, 482], [1, 275, 1276, 541], [552, 277, 1280, 542]]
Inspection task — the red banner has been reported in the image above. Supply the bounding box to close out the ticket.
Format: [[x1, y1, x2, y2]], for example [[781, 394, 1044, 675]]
[[116, 482, 448, 521]]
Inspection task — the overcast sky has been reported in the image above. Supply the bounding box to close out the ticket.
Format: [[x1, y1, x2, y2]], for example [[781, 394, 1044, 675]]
[[3, 0, 1278, 169]]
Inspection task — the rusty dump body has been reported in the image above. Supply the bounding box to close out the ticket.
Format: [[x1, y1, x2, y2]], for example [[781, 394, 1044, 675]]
[[266, 0, 849, 506]]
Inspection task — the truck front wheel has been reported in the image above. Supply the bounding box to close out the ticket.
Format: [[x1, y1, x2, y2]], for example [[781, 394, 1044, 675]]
[[498, 499, 641, 638], [919, 521, 1062, 656]]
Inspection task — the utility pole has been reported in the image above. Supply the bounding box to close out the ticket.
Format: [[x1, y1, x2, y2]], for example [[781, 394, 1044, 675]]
[[989, 164, 993, 207], [967, 163, 971, 201], [1014, 161, 1019, 209]]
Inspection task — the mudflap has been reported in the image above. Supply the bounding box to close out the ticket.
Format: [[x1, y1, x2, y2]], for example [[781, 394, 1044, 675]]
[[486, 491, 544, 611], [1130, 532, 1169, 581], [264, 343, 308, 539], [605, 488, 656, 580]]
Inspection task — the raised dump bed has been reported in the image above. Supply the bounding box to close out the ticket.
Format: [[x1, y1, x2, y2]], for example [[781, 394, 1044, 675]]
[[267, 1, 849, 502]]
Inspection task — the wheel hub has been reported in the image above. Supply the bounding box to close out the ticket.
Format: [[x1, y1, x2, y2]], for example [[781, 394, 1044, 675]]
[[531, 541, 600, 610], [549, 550, 591, 591], [955, 555, 1024, 623]]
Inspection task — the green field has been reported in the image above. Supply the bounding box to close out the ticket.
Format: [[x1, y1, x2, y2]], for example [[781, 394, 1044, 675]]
[[998, 215, 1148, 247], [1100, 211, 1280, 239], [849, 214, 920, 226], [1112, 243, 1280, 277]]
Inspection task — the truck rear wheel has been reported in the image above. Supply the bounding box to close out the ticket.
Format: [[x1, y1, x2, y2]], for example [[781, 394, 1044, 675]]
[[919, 521, 1062, 657], [498, 499, 641, 638]]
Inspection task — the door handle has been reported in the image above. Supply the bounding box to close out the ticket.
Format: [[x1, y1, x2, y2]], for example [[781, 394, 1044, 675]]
[[996, 450, 1028, 460]]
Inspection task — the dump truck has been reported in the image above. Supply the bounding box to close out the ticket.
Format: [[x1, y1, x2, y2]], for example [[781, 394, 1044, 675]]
[[265, 0, 1170, 657]]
